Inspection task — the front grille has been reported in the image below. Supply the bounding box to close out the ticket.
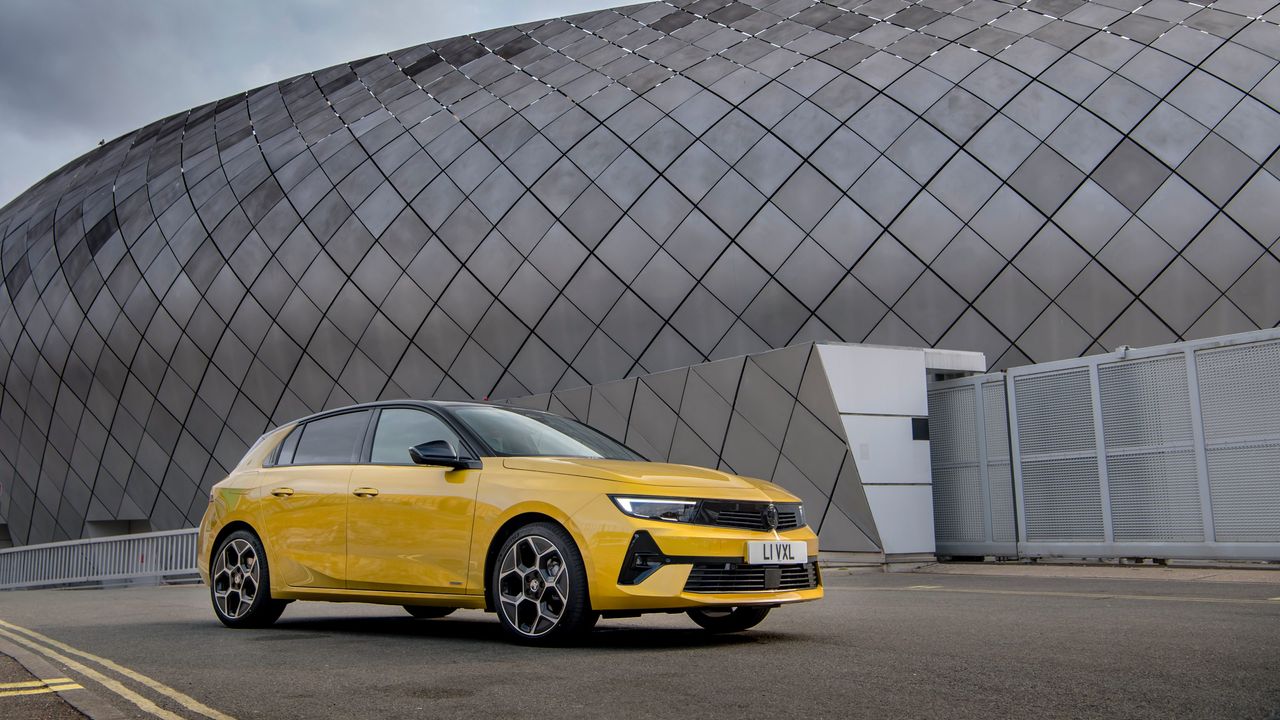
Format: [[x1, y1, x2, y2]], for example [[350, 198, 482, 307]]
[[684, 561, 820, 593], [697, 501, 804, 531]]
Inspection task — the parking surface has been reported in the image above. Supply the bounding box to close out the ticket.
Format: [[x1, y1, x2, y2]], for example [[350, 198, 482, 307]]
[[0, 567, 1277, 719]]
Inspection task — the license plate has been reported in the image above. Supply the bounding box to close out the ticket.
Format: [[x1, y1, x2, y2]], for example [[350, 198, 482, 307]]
[[745, 540, 807, 565]]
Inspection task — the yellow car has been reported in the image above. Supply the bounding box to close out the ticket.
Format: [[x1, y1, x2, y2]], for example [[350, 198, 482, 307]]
[[197, 400, 822, 644]]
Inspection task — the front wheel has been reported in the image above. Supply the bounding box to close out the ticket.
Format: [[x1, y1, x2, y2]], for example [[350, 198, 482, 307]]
[[687, 606, 771, 633], [492, 522, 597, 645], [210, 530, 287, 628]]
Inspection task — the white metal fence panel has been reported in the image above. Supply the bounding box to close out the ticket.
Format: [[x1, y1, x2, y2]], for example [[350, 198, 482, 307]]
[[930, 329, 1280, 562], [0, 528, 198, 590], [1002, 329, 1280, 561], [1099, 356, 1204, 543], [1197, 338, 1280, 544], [928, 373, 1016, 557], [1012, 367, 1106, 546]]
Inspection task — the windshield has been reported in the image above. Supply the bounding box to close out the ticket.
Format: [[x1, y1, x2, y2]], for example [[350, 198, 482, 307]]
[[447, 406, 643, 460]]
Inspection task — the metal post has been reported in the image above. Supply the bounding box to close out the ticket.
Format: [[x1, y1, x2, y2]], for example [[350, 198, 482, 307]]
[[973, 378, 994, 548], [1088, 362, 1114, 544], [1185, 348, 1216, 543], [1006, 373, 1028, 550]]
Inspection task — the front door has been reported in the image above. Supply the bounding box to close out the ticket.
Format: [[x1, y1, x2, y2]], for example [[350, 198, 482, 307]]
[[345, 408, 480, 594]]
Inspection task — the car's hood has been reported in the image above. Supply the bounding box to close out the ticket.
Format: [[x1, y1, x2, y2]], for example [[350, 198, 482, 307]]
[[501, 457, 759, 489]]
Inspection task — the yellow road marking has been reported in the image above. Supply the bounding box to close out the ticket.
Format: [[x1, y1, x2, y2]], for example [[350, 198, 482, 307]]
[[0, 619, 234, 720], [0, 683, 82, 697], [0, 625, 185, 720], [0, 677, 72, 689], [830, 585, 1280, 606]]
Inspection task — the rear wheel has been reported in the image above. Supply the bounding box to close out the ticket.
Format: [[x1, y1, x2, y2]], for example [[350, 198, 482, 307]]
[[492, 522, 597, 645], [404, 606, 455, 619], [687, 606, 771, 633], [210, 530, 287, 628]]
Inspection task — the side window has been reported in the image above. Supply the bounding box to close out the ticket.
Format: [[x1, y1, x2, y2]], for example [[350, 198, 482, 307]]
[[371, 409, 462, 465], [291, 411, 370, 465], [274, 426, 302, 465]]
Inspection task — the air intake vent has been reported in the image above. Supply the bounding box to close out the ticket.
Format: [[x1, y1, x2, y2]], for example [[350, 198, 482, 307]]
[[684, 561, 820, 593]]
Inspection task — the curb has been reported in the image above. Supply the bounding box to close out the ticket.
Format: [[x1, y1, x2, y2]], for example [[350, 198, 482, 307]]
[[0, 635, 126, 720]]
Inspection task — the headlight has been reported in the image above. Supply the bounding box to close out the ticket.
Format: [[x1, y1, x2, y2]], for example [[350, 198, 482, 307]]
[[609, 496, 699, 523]]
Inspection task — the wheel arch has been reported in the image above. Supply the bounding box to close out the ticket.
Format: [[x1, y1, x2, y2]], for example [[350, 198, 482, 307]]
[[209, 520, 259, 567], [482, 511, 588, 611]]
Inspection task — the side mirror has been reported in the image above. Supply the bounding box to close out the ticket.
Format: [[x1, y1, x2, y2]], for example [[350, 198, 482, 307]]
[[409, 440, 476, 470]]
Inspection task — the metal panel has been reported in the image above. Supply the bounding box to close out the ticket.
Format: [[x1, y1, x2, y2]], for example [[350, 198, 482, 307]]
[[928, 373, 1016, 556], [1011, 367, 1104, 544], [932, 466, 985, 543], [1197, 339, 1280, 442], [1021, 457, 1104, 542], [1205, 443, 1280, 542], [1099, 356, 1192, 449], [1001, 328, 1280, 561], [1106, 450, 1203, 542], [1014, 368, 1095, 455], [1197, 339, 1280, 544], [983, 381, 1016, 544], [988, 462, 1016, 543], [929, 384, 982, 544], [1100, 356, 1203, 542]]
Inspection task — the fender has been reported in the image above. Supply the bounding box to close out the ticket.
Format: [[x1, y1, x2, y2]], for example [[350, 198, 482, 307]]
[[470, 498, 600, 600]]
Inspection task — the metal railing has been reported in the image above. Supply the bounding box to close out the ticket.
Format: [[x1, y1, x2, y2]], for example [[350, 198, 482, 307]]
[[0, 528, 199, 590]]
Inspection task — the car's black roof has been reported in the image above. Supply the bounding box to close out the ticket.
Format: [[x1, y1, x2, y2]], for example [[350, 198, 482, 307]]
[[283, 398, 541, 427]]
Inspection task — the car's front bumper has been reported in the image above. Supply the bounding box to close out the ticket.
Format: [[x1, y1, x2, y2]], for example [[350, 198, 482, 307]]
[[604, 559, 824, 610], [576, 497, 824, 611]]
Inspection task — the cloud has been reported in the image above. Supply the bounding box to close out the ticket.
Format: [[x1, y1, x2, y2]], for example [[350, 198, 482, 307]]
[[0, 0, 609, 207]]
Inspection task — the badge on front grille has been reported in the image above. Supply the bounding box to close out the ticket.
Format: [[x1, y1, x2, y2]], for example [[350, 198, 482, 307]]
[[763, 503, 779, 530]]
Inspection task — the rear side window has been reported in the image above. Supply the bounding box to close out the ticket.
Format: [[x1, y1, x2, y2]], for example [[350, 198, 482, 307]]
[[371, 409, 462, 465], [274, 426, 302, 465], [290, 411, 370, 465]]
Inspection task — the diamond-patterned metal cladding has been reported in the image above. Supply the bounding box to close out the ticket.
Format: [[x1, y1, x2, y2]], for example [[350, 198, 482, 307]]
[[1, 0, 1279, 544]]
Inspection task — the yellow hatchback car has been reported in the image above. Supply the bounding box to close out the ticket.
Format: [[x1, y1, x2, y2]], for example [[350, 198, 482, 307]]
[[197, 400, 822, 644]]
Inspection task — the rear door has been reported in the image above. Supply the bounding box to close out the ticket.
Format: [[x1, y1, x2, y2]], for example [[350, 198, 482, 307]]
[[258, 410, 371, 589], [345, 407, 481, 594]]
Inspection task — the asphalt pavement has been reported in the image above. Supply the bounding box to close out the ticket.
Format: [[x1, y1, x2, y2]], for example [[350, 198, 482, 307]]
[[0, 566, 1277, 720]]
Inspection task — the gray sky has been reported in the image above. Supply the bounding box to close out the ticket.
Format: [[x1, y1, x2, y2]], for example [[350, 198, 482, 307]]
[[0, 0, 610, 208]]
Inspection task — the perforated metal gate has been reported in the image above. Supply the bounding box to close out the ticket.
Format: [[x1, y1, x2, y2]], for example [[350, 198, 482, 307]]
[[928, 373, 1016, 558], [929, 329, 1280, 562]]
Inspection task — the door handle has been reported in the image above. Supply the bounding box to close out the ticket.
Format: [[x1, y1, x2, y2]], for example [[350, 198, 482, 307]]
[[271, 487, 294, 497], [352, 487, 380, 498]]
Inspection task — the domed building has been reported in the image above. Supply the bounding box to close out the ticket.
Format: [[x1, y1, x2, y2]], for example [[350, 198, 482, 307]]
[[1, 0, 1278, 545]]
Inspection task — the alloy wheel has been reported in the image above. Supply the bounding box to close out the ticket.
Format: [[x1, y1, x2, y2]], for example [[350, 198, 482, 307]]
[[212, 538, 260, 620], [497, 535, 569, 637]]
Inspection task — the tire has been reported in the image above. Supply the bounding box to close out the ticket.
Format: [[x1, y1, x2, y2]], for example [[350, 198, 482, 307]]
[[404, 605, 456, 619], [687, 606, 771, 633], [209, 529, 287, 628], [491, 522, 597, 645]]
